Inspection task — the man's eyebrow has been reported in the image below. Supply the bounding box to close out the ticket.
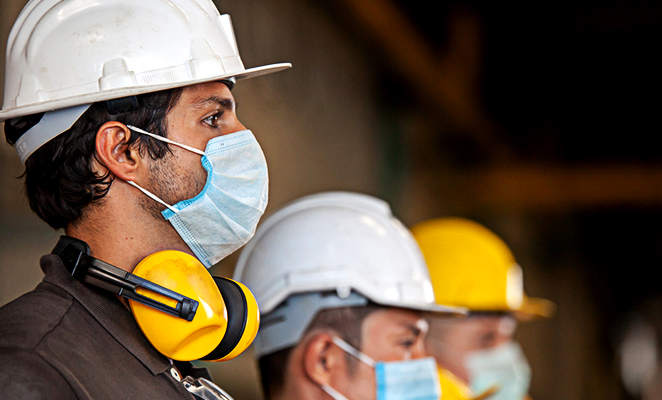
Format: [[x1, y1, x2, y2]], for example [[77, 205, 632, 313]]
[[405, 324, 423, 337], [192, 95, 235, 111]]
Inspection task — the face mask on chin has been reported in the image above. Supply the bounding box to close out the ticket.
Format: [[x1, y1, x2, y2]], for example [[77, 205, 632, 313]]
[[464, 341, 531, 400], [126, 125, 269, 268], [320, 336, 441, 400]]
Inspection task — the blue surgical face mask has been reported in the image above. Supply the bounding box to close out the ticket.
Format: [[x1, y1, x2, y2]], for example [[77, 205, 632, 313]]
[[465, 341, 531, 400], [126, 126, 268, 267], [321, 337, 441, 400]]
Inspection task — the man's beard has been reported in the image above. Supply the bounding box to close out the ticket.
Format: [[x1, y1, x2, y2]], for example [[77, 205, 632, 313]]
[[139, 152, 206, 221]]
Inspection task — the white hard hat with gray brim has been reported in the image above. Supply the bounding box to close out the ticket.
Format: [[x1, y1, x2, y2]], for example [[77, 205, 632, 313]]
[[254, 291, 369, 358], [233, 192, 467, 358], [0, 0, 291, 163]]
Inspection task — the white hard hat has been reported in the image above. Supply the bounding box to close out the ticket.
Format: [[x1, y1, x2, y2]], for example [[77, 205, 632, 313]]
[[234, 192, 466, 357], [0, 0, 291, 161], [234, 192, 466, 315]]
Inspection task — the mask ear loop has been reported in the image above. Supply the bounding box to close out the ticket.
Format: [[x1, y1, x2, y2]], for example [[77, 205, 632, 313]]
[[320, 384, 351, 400], [331, 336, 376, 368], [124, 125, 206, 215], [126, 125, 205, 156], [127, 181, 179, 214], [316, 337, 367, 400]]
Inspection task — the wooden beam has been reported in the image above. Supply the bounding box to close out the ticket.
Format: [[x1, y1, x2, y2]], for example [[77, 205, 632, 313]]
[[1, 1, 31, 214], [425, 164, 662, 212], [332, 0, 491, 135]]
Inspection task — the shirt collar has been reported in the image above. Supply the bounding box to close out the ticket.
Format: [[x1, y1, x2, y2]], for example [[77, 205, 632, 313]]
[[40, 254, 173, 376]]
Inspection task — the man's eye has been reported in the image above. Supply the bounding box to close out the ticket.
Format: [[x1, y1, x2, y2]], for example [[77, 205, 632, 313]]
[[203, 112, 223, 126], [479, 332, 497, 347], [400, 339, 416, 348]]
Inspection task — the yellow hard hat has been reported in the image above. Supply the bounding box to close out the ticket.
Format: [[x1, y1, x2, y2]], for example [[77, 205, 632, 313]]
[[412, 218, 554, 319], [438, 366, 473, 400], [437, 367, 498, 400], [130, 250, 260, 361]]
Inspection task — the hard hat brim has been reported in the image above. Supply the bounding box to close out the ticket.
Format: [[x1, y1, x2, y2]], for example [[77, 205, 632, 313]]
[[513, 296, 556, 320], [376, 298, 468, 317], [0, 63, 292, 122]]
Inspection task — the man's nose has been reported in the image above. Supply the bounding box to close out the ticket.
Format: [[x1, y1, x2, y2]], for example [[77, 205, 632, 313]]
[[412, 339, 430, 359], [224, 116, 246, 136]]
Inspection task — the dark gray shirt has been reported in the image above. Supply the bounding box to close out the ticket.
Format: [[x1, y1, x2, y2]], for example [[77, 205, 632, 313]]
[[0, 254, 212, 399]]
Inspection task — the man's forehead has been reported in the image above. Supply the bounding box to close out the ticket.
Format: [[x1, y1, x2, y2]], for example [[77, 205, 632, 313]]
[[366, 307, 428, 335], [428, 313, 516, 334], [168, 82, 236, 114], [180, 81, 235, 101]]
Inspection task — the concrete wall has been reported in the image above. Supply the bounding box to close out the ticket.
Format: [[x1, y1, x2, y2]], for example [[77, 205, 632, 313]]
[[0, 1, 611, 400], [0, 0, 382, 303], [0, 0, 381, 398]]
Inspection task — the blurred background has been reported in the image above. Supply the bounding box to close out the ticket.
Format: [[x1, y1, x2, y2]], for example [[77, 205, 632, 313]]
[[1, 0, 662, 399]]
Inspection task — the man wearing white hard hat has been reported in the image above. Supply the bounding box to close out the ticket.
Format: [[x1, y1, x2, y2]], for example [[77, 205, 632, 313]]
[[233, 192, 467, 400], [0, 0, 289, 398]]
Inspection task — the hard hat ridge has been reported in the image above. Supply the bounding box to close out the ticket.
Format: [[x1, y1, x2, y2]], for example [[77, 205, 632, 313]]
[[0, 0, 291, 160], [411, 217, 555, 319], [1, 0, 288, 119], [234, 192, 467, 316]]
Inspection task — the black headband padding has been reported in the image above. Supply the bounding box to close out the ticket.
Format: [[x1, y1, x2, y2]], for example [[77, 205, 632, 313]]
[[106, 96, 140, 115], [4, 112, 45, 145], [201, 277, 248, 360]]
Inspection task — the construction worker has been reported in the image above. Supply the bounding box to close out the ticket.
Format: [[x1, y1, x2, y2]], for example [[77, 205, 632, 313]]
[[0, 0, 289, 398], [411, 218, 555, 400], [233, 192, 467, 400]]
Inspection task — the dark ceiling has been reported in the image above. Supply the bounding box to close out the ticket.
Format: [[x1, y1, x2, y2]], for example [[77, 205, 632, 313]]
[[317, 5, 662, 396], [396, 1, 662, 164]]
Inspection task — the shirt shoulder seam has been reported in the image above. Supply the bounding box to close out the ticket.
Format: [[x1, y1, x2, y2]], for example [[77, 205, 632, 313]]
[[35, 350, 78, 397], [30, 293, 74, 352], [30, 295, 77, 395]]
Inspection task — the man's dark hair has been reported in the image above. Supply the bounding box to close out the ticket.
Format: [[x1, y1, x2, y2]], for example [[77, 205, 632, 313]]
[[258, 304, 381, 400], [4, 89, 183, 230]]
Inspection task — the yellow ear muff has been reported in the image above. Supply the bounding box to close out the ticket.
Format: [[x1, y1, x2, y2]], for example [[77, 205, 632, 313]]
[[129, 250, 229, 361], [201, 278, 260, 362], [128, 250, 259, 362]]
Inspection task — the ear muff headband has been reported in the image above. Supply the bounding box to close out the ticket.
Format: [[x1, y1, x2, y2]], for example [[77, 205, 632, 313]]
[[53, 235, 198, 321], [52, 236, 260, 362]]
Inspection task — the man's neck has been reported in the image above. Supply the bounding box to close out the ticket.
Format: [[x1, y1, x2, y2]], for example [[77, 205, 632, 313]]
[[272, 383, 328, 400], [65, 183, 191, 273], [271, 366, 330, 400]]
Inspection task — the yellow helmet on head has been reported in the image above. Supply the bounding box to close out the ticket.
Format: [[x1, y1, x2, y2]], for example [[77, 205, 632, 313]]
[[411, 218, 554, 319]]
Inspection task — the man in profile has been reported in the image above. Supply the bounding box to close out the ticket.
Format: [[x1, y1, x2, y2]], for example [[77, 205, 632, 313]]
[[234, 192, 466, 400], [0, 0, 289, 398]]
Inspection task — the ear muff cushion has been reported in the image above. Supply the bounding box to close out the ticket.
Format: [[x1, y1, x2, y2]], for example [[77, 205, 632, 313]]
[[200, 277, 247, 361]]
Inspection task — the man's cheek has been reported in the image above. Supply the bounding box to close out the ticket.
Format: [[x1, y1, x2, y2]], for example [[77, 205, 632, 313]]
[[350, 364, 377, 400]]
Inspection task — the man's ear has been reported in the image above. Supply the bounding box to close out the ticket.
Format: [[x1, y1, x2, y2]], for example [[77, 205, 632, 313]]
[[94, 122, 143, 182], [302, 332, 346, 386]]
